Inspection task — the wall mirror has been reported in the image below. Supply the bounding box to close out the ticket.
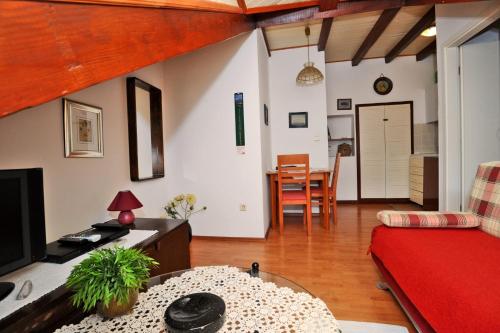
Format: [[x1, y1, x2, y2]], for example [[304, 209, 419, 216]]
[[126, 77, 164, 181]]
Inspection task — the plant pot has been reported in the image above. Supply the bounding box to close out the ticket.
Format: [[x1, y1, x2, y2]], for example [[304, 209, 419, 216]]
[[96, 289, 138, 318]]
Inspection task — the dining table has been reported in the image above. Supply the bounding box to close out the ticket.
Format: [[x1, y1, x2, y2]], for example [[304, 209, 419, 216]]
[[266, 168, 331, 231]]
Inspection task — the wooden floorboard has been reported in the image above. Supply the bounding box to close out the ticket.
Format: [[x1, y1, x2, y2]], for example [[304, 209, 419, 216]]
[[190, 202, 421, 332]]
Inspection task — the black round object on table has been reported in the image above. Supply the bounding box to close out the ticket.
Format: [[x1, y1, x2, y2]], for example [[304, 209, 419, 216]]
[[164, 292, 225, 333]]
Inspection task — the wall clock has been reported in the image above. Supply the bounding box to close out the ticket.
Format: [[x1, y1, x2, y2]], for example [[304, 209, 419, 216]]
[[373, 75, 393, 95]]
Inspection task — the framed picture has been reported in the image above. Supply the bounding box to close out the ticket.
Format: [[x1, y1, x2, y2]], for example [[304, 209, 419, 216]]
[[63, 99, 103, 158], [289, 112, 308, 128], [337, 98, 352, 110], [264, 104, 269, 126]]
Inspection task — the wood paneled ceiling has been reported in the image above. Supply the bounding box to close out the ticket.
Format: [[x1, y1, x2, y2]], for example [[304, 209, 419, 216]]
[[265, 4, 437, 62]]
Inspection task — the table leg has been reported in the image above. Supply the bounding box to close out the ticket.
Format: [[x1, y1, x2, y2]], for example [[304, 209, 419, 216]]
[[323, 172, 329, 229], [270, 174, 277, 229]]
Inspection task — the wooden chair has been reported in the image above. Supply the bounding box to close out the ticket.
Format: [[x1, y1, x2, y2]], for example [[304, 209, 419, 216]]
[[312, 153, 341, 225], [277, 154, 312, 236]]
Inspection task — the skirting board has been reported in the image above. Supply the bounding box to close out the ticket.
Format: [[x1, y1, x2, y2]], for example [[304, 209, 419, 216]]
[[192, 224, 271, 242]]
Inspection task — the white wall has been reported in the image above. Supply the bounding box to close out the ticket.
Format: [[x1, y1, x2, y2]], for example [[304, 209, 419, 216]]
[[257, 29, 272, 232], [0, 63, 170, 242], [326, 56, 437, 123], [436, 0, 500, 210], [325, 56, 438, 200], [269, 47, 329, 169], [0, 31, 271, 242], [460, 29, 500, 208], [163, 31, 269, 238]]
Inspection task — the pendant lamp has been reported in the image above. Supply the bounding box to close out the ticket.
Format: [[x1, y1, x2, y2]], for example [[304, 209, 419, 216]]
[[296, 26, 324, 86]]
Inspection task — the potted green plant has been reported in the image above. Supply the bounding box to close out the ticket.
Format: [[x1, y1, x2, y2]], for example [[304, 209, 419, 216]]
[[66, 247, 158, 318]]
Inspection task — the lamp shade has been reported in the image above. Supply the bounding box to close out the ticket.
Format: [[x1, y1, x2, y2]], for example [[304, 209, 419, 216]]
[[296, 62, 324, 86], [107, 190, 143, 211]]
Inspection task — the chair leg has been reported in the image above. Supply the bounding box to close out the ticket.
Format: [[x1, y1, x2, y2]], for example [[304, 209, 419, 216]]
[[331, 198, 337, 225], [307, 202, 312, 236], [279, 203, 284, 234], [303, 206, 307, 225], [319, 201, 324, 223]]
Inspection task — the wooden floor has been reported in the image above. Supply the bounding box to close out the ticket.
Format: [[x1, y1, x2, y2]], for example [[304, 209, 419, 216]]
[[191, 203, 421, 333]]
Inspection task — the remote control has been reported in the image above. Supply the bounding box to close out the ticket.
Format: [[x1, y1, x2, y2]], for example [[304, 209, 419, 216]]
[[58, 233, 101, 244]]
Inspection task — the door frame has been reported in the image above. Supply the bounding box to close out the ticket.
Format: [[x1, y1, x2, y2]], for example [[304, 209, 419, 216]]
[[355, 101, 414, 202], [439, 8, 499, 211]]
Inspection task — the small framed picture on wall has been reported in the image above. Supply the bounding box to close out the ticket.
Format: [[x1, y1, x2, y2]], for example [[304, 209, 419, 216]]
[[63, 98, 104, 158], [289, 112, 308, 128], [337, 98, 352, 110]]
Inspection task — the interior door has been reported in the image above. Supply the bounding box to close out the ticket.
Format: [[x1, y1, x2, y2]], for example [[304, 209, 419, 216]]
[[459, 28, 500, 208], [358, 105, 386, 198], [384, 104, 412, 198]]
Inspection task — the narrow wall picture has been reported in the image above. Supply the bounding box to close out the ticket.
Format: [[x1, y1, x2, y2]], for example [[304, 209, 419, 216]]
[[234, 93, 245, 147], [264, 104, 269, 126]]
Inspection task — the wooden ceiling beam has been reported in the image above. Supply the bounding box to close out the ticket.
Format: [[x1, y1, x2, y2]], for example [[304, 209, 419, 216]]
[[351, 7, 400, 66], [318, 0, 338, 51], [44, 0, 243, 13], [385, 6, 435, 63], [0, 1, 254, 117], [416, 40, 436, 61], [246, 1, 319, 15], [256, 7, 319, 28], [318, 18, 334, 51], [237, 0, 247, 12], [315, 0, 403, 19], [319, 0, 338, 11]]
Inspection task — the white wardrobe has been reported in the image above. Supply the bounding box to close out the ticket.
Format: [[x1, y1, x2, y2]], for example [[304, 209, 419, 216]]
[[356, 102, 413, 199]]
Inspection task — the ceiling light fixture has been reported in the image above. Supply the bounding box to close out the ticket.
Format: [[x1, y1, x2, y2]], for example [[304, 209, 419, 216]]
[[296, 26, 324, 86], [421, 25, 437, 37]]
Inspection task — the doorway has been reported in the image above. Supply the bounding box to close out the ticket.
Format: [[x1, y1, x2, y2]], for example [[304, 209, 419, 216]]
[[459, 20, 500, 208]]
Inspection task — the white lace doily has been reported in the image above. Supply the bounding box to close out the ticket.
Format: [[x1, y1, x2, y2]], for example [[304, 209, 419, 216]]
[[55, 266, 342, 333]]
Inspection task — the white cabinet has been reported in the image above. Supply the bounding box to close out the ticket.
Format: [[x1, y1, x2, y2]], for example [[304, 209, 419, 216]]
[[357, 103, 412, 199]]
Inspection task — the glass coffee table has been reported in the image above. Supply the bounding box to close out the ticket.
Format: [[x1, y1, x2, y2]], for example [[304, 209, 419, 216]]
[[147, 266, 312, 295], [56, 266, 341, 332]]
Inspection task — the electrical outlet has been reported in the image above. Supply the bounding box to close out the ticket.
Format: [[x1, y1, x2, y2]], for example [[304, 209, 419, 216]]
[[239, 204, 247, 211]]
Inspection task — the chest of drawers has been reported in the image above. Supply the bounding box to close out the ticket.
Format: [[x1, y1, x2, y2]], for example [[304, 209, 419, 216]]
[[409, 155, 439, 210]]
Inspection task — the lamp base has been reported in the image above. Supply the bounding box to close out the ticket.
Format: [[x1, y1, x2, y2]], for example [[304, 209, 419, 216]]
[[118, 210, 135, 225]]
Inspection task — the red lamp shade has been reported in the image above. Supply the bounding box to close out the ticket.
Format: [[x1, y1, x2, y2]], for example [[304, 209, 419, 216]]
[[108, 191, 143, 225]]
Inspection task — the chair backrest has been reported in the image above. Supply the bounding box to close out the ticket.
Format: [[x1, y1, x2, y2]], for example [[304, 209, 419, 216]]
[[277, 154, 310, 196], [468, 161, 500, 238], [330, 152, 341, 192]]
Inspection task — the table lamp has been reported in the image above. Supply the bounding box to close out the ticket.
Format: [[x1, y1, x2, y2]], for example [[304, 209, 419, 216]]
[[107, 190, 143, 225]]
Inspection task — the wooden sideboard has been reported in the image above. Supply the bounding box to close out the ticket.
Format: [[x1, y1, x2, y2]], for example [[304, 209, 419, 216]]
[[409, 155, 439, 210], [0, 218, 191, 333]]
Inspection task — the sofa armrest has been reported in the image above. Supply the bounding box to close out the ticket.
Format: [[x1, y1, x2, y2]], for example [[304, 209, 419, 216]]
[[377, 210, 480, 228]]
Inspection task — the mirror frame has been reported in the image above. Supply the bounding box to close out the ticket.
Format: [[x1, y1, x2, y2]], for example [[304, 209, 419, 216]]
[[126, 77, 164, 181]]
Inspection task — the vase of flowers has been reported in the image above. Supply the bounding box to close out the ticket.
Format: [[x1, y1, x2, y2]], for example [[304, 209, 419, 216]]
[[164, 194, 207, 220], [164, 194, 206, 242], [66, 247, 158, 318]]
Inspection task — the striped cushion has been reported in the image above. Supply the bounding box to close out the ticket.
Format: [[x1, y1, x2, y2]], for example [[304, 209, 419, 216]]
[[377, 211, 480, 228], [468, 162, 500, 237]]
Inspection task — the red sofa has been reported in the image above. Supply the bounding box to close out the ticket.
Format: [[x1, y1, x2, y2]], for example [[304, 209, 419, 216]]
[[370, 162, 500, 333]]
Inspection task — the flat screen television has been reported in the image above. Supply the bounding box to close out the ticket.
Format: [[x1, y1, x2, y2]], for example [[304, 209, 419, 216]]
[[0, 168, 46, 300]]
